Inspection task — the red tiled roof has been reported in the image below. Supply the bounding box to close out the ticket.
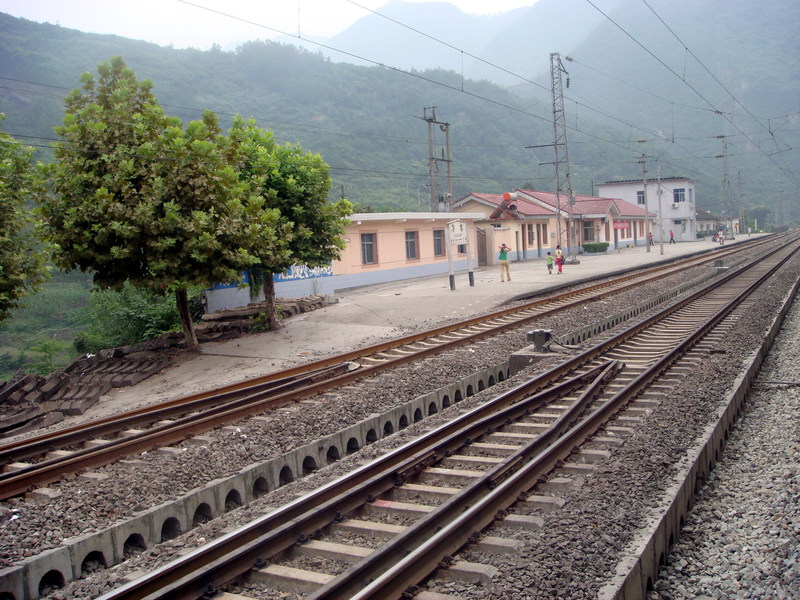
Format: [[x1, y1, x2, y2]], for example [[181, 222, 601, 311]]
[[458, 190, 655, 219], [460, 192, 556, 218], [517, 189, 653, 218]]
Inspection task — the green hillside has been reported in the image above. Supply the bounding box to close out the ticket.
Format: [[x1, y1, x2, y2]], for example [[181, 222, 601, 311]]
[[0, 2, 797, 216]]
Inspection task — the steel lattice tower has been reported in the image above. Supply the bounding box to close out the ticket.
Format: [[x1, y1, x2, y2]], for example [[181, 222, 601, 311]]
[[550, 52, 575, 255]]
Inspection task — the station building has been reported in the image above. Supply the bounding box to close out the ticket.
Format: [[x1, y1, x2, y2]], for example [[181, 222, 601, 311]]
[[596, 177, 696, 243], [202, 211, 484, 313], [453, 188, 655, 266]]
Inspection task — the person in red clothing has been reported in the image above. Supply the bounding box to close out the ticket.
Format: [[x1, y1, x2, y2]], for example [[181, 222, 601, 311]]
[[555, 245, 564, 273], [669, 230, 675, 244]]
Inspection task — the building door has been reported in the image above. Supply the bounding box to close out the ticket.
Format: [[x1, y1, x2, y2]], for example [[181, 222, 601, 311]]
[[476, 227, 487, 266]]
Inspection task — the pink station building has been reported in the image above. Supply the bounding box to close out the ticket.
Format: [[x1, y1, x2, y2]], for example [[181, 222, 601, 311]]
[[202, 189, 654, 313]]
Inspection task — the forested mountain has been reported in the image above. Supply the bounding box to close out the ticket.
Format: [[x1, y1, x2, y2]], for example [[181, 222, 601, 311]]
[[0, 0, 797, 224]]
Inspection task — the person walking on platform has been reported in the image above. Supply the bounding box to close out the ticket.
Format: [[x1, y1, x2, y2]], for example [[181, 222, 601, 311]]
[[498, 243, 511, 282], [546, 252, 554, 274], [669, 230, 675, 244], [555, 245, 564, 274], [649, 232, 654, 246]]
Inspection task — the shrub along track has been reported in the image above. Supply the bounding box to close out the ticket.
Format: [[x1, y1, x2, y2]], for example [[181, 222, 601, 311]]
[[81, 238, 800, 600]]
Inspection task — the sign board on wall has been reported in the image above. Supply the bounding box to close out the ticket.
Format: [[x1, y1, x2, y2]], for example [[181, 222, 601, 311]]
[[613, 221, 631, 230]]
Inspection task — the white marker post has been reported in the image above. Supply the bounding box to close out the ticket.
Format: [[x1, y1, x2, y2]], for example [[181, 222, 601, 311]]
[[446, 220, 474, 290]]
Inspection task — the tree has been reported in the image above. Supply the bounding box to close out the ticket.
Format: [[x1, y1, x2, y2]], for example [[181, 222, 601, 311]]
[[39, 57, 282, 351], [0, 118, 50, 321], [228, 116, 352, 330]]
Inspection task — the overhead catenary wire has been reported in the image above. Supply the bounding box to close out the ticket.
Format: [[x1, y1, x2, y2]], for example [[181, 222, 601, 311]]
[[1, 1, 795, 192]]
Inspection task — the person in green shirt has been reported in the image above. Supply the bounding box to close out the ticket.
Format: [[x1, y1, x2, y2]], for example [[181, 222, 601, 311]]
[[498, 243, 511, 282], [546, 251, 554, 274]]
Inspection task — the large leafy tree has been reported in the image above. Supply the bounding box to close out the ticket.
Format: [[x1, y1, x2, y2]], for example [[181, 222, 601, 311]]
[[228, 116, 352, 329], [0, 118, 50, 321], [39, 57, 282, 351]]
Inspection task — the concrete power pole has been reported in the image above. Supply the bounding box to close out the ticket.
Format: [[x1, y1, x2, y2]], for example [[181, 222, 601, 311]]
[[737, 170, 745, 235], [420, 107, 453, 212], [638, 154, 653, 253], [720, 137, 734, 237], [550, 53, 577, 261]]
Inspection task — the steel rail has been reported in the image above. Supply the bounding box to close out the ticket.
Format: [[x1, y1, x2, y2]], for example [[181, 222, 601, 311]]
[[0, 363, 350, 465], [95, 365, 612, 600], [95, 238, 799, 600], [0, 235, 770, 457], [319, 239, 800, 600], [0, 237, 787, 500]]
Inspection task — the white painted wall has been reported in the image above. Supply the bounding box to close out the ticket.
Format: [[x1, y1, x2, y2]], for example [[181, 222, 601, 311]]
[[598, 179, 697, 242]]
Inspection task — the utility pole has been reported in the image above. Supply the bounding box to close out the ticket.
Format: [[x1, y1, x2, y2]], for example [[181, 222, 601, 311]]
[[719, 136, 733, 238], [737, 170, 745, 235], [419, 107, 453, 212], [550, 52, 577, 262], [638, 154, 653, 253], [657, 164, 664, 256]]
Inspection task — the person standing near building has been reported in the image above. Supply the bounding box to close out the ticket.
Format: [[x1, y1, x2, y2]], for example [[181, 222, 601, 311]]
[[546, 252, 554, 274], [649, 232, 654, 246], [555, 245, 564, 274], [669, 230, 675, 244], [498, 243, 511, 282]]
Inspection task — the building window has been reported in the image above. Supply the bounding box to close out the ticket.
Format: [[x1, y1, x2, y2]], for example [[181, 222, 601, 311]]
[[361, 233, 377, 265], [405, 231, 419, 260], [433, 229, 445, 257], [637, 190, 645, 205], [673, 188, 685, 203], [526, 224, 535, 245], [457, 244, 466, 254]]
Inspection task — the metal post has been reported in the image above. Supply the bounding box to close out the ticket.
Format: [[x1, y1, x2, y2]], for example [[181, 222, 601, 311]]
[[657, 165, 664, 255]]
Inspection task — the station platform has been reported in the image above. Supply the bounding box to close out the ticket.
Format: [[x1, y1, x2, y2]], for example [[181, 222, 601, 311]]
[[201, 237, 752, 364], [107, 236, 760, 406]]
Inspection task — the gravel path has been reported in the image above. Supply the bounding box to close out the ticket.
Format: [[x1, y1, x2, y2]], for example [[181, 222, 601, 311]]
[[647, 293, 800, 600]]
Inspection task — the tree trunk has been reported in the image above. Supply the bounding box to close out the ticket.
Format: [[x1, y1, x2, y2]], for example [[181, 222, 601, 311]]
[[263, 275, 283, 331], [175, 288, 200, 352]]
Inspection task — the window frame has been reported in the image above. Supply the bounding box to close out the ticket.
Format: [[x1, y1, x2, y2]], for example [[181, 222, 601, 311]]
[[405, 230, 419, 261], [360, 232, 378, 265], [433, 229, 446, 257]]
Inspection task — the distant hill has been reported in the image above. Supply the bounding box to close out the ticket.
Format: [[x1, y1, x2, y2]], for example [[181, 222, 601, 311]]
[[0, 0, 797, 224], [323, 0, 615, 85]]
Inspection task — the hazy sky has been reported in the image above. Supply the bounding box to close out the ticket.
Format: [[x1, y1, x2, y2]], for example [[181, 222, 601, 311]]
[[0, 1, 538, 50]]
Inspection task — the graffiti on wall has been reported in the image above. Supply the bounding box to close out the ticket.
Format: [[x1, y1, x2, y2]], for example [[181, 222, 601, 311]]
[[273, 263, 333, 282]]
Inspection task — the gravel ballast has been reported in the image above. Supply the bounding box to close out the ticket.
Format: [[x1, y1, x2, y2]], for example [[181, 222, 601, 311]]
[[647, 295, 800, 600], [2, 243, 797, 600]]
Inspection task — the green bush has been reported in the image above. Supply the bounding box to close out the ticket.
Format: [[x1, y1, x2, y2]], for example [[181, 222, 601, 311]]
[[74, 283, 203, 354], [582, 242, 610, 253]]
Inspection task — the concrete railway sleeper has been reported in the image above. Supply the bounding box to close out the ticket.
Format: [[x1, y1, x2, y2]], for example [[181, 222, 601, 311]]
[[82, 238, 800, 600]]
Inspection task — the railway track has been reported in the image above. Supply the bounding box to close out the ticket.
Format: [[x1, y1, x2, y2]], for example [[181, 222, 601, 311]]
[[90, 236, 800, 600], [0, 237, 778, 502]]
